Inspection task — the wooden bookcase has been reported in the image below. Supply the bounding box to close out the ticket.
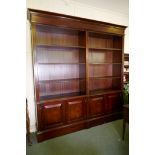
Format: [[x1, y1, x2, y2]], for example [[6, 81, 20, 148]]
[[28, 9, 126, 142]]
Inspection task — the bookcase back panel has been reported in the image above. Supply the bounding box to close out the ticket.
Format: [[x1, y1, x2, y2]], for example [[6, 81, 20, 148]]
[[39, 80, 80, 96], [89, 78, 112, 90], [88, 33, 122, 49], [112, 64, 122, 77], [36, 25, 86, 47], [36, 46, 86, 63], [89, 78, 121, 91], [39, 80, 86, 100], [113, 51, 122, 63], [89, 50, 113, 63], [38, 64, 81, 80], [113, 36, 122, 49], [89, 64, 112, 77], [112, 78, 121, 89], [88, 34, 113, 49]]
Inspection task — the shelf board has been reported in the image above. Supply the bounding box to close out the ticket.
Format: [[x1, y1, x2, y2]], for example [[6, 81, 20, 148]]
[[37, 44, 86, 49], [89, 76, 121, 79], [40, 92, 86, 101], [38, 62, 86, 65], [89, 47, 122, 51], [89, 89, 122, 96], [89, 63, 122, 65], [39, 78, 86, 82]]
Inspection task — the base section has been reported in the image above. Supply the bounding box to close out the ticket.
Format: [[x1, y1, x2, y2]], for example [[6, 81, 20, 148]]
[[37, 112, 122, 142]]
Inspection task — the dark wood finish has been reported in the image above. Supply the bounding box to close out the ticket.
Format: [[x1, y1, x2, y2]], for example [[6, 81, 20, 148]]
[[88, 95, 105, 118], [122, 104, 129, 140], [106, 93, 122, 114], [28, 9, 126, 142], [41, 101, 65, 130], [66, 97, 86, 123]]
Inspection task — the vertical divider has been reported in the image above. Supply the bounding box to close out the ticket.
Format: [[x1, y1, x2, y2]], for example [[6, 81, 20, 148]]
[[112, 37, 114, 90], [31, 23, 41, 131], [86, 31, 89, 95], [31, 23, 40, 104], [85, 31, 89, 123], [121, 36, 125, 92]]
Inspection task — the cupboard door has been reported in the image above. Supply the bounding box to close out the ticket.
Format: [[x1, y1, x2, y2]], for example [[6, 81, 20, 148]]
[[66, 98, 86, 123], [106, 93, 122, 113], [41, 101, 65, 129], [88, 95, 105, 118]]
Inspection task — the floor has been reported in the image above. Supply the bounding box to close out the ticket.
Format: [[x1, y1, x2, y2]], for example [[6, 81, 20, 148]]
[[26, 119, 129, 155]]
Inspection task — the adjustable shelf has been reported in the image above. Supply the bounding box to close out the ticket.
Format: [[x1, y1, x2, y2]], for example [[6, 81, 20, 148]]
[[39, 78, 86, 82], [89, 76, 121, 79], [38, 63, 86, 65], [37, 44, 86, 49], [89, 47, 122, 51], [89, 89, 122, 96], [89, 63, 122, 65]]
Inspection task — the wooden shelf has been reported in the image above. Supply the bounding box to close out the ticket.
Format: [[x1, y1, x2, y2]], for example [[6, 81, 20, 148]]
[[89, 63, 122, 65], [89, 89, 122, 95], [38, 63, 86, 65], [89, 47, 122, 51], [40, 92, 86, 101], [39, 78, 86, 82], [89, 76, 121, 79], [37, 44, 86, 49]]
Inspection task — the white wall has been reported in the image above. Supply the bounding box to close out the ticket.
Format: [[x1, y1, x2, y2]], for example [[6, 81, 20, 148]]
[[26, 0, 129, 132]]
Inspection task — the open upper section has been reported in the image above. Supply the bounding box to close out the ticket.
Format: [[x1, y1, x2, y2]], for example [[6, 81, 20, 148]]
[[28, 9, 125, 102]]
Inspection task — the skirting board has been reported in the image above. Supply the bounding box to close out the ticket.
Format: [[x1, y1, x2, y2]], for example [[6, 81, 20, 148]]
[[37, 112, 122, 142]]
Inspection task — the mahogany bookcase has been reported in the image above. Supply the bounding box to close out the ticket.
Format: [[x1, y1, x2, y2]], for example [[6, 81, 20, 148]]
[[28, 9, 126, 142]]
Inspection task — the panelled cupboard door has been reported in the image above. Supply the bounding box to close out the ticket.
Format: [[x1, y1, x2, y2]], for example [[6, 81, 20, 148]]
[[40, 101, 65, 130], [66, 98, 86, 123], [106, 93, 122, 113], [88, 95, 105, 118]]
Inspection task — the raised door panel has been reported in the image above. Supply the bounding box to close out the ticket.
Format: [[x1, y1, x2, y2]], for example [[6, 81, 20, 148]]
[[66, 98, 86, 123], [42, 101, 65, 129], [106, 93, 122, 114], [88, 96, 105, 118]]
